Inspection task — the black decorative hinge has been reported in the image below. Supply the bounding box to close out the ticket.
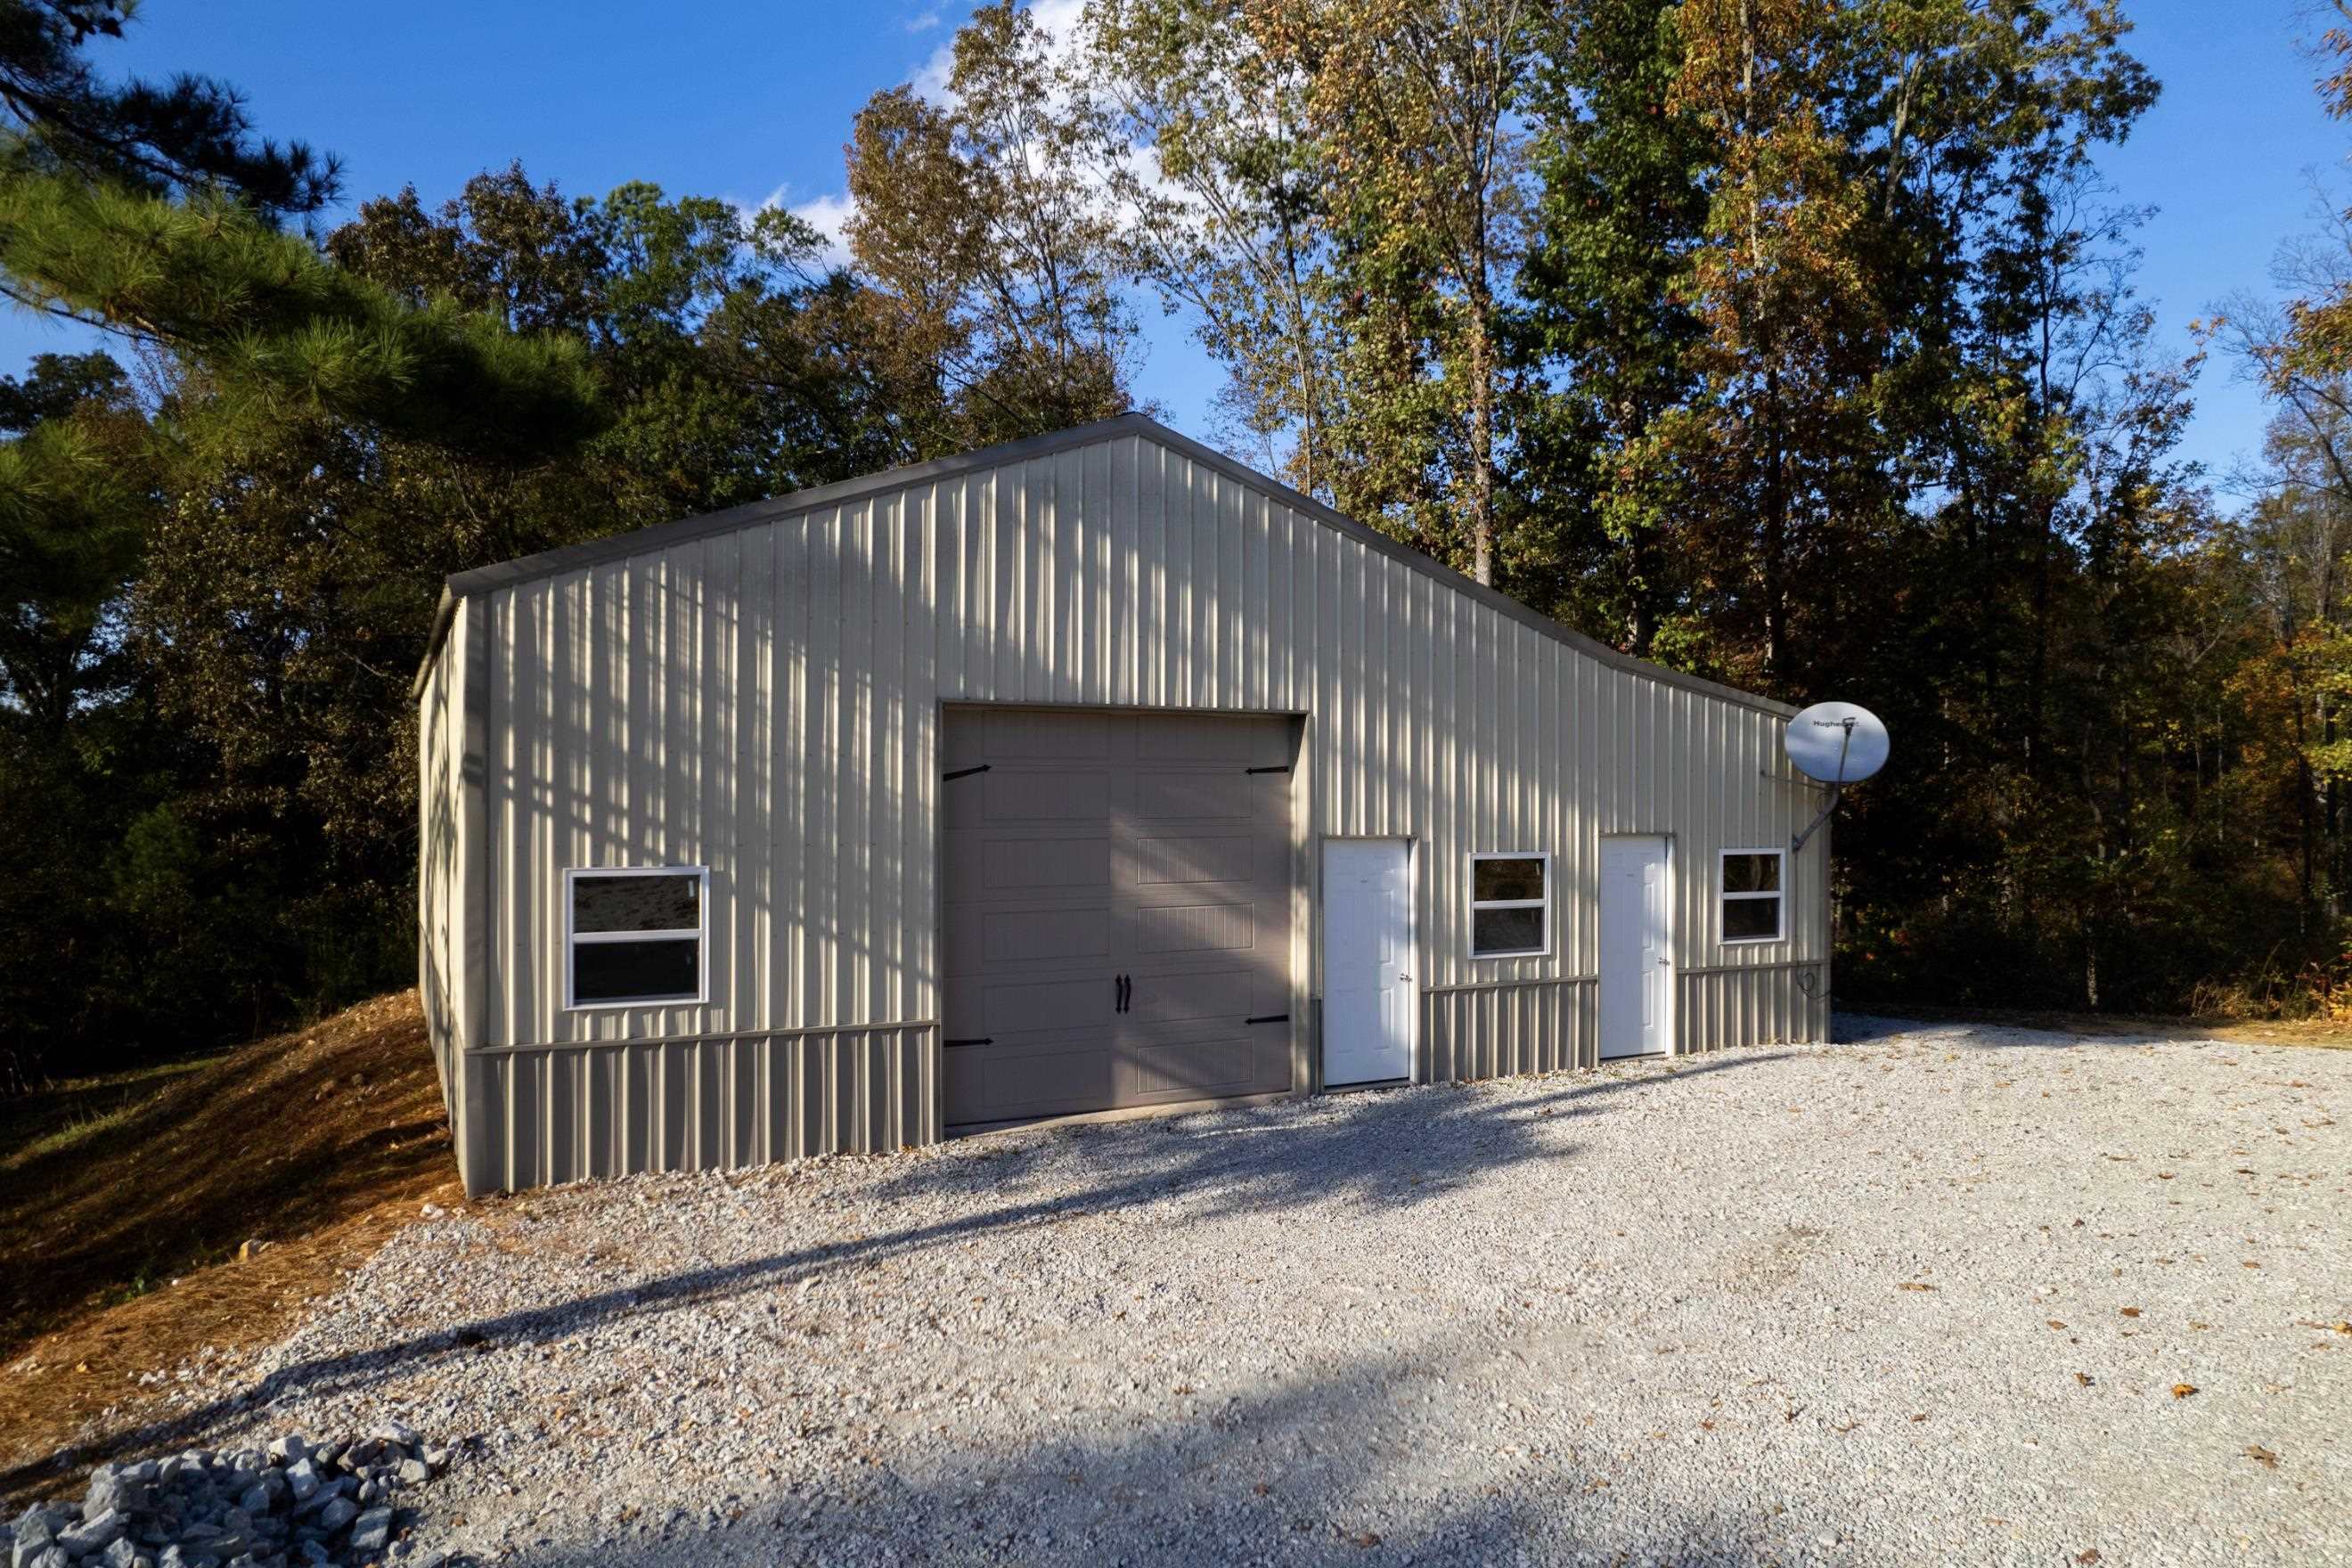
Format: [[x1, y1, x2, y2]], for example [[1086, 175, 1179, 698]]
[[943, 764, 992, 781], [943, 1036, 993, 1047], [1245, 1013, 1291, 1025], [1245, 764, 1291, 774]]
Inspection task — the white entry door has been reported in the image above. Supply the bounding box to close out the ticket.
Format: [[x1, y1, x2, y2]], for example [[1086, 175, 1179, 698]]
[[1322, 839, 1415, 1086], [1599, 836, 1673, 1059]]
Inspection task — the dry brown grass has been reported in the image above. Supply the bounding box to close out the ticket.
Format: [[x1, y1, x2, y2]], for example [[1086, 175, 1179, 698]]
[[0, 991, 459, 1492], [1849, 1000, 2352, 1049]]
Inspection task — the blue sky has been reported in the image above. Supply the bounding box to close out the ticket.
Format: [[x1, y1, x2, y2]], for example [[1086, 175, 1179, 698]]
[[8, 0, 2340, 495]]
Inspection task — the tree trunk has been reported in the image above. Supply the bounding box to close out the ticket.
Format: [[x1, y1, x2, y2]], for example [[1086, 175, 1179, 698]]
[[1762, 361, 1787, 680], [1467, 308, 1496, 586]]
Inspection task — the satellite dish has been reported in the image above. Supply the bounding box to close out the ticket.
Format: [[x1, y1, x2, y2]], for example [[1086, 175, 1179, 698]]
[[1785, 701, 1889, 786], [1784, 701, 1889, 852]]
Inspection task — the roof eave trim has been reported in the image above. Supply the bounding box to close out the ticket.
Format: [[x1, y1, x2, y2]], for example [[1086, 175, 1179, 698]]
[[411, 584, 459, 704]]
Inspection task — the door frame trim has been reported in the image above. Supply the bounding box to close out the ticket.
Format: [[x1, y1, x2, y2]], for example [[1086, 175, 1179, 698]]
[[1598, 831, 1678, 1060], [1317, 834, 1419, 1090]]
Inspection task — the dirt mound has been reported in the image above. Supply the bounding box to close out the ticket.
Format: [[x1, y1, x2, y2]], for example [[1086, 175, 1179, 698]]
[[0, 990, 459, 1495]]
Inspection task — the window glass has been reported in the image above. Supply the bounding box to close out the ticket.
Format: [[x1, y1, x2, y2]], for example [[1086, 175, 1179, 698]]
[[574, 873, 699, 934], [572, 938, 700, 1004], [1722, 897, 1780, 942], [1473, 906, 1545, 956], [1719, 850, 1784, 943], [1473, 856, 1547, 902], [1469, 853, 1548, 956]]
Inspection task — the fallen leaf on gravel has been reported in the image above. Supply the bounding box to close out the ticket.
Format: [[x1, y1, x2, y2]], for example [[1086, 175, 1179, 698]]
[[1909, 1413, 1929, 1423], [2119, 1308, 2142, 1319], [2245, 1445, 2279, 1468], [1898, 1282, 1937, 1292], [2243, 1261, 2262, 1270], [2078, 1550, 2103, 1565], [2172, 1384, 2199, 1399], [1353, 1531, 1382, 1548], [2074, 1373, 2093, 1386], [2047, 1319, 2069, 1330]]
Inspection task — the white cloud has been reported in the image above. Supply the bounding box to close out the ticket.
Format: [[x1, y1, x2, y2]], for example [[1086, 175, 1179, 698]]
[[726, 183, 857, 273], [905, 6, 943, 30], [788, 190, 859, 272], [912, 0, 1088, 107]]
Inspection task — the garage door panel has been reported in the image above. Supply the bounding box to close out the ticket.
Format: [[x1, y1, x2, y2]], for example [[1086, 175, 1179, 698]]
[[1117, 1033, 1290, 1102], [984, 707, 1112, 758], [1135, 770, 1283, 821], [966, 835, 1111, 893], [944, 771, 1112, 829], [1125, 964, 1276, 1026], [945, 1038, 1117, 1123], [980, 769, 1109, 821], [943, 706, 1294, 1130], [979, 976, 1116, 1036], [1135, 714, 1267, 762], [944, 902, 1114, 977], [1133, 899, 1257, 955], [1127, 831, 1261, 887]]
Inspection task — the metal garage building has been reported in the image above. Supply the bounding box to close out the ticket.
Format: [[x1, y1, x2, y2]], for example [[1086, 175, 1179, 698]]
[[415, 413, 1830, 1196]]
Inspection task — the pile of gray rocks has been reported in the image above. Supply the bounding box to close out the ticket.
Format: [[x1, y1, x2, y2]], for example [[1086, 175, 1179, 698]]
[[6, 1425, 452, 1568]]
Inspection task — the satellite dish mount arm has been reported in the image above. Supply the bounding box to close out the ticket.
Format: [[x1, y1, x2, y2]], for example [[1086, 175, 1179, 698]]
[[1791, 718, 1853, 853]]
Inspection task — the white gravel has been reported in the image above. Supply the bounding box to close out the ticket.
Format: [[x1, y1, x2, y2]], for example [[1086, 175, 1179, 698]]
[[160, 1018, 2352, 1564]]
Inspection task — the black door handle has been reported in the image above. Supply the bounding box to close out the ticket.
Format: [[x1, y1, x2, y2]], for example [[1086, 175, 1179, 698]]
[[1115, 974, 1130, 1013]]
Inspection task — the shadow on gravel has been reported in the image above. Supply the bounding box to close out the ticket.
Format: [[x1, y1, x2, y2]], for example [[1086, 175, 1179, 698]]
[[8, 1049, 1791, 1496], [501, 1332, 1774, 1568]]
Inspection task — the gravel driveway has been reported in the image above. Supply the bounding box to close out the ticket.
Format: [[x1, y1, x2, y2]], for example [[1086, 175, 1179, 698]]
[[170, 1018, 2348, 1565]]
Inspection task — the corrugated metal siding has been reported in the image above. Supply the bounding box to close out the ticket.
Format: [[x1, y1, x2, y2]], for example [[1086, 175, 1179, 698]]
[[438, 429, 1830, 1192], [414, 601, 461, 1127], [1423, 981, 1594, 1082]]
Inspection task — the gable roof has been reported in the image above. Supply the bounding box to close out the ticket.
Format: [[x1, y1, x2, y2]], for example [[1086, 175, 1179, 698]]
[[412, 412, 1793, 718]]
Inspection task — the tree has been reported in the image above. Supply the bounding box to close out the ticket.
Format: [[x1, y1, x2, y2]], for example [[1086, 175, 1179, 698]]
[[0, 350, 150, 737], [1516, 0, 1712, 655], [0, 0, 337, 221], [845, 3, 1138, 455], [1258, 0, 1539, 585], [1089, 0, 1343, 490]]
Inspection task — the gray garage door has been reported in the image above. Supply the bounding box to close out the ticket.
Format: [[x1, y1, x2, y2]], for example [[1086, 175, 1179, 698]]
[[942, 706, 1294, 1128]]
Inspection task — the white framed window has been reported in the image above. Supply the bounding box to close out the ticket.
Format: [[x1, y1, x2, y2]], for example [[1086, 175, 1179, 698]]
[[1719, 848, 1784, 943], [564, 866, 709, 1009], [1468, 852, 1550, 958]]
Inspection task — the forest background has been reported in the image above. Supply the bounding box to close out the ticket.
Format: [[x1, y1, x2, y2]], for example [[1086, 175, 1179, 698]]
[[7, 0, 2352, 1089]]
